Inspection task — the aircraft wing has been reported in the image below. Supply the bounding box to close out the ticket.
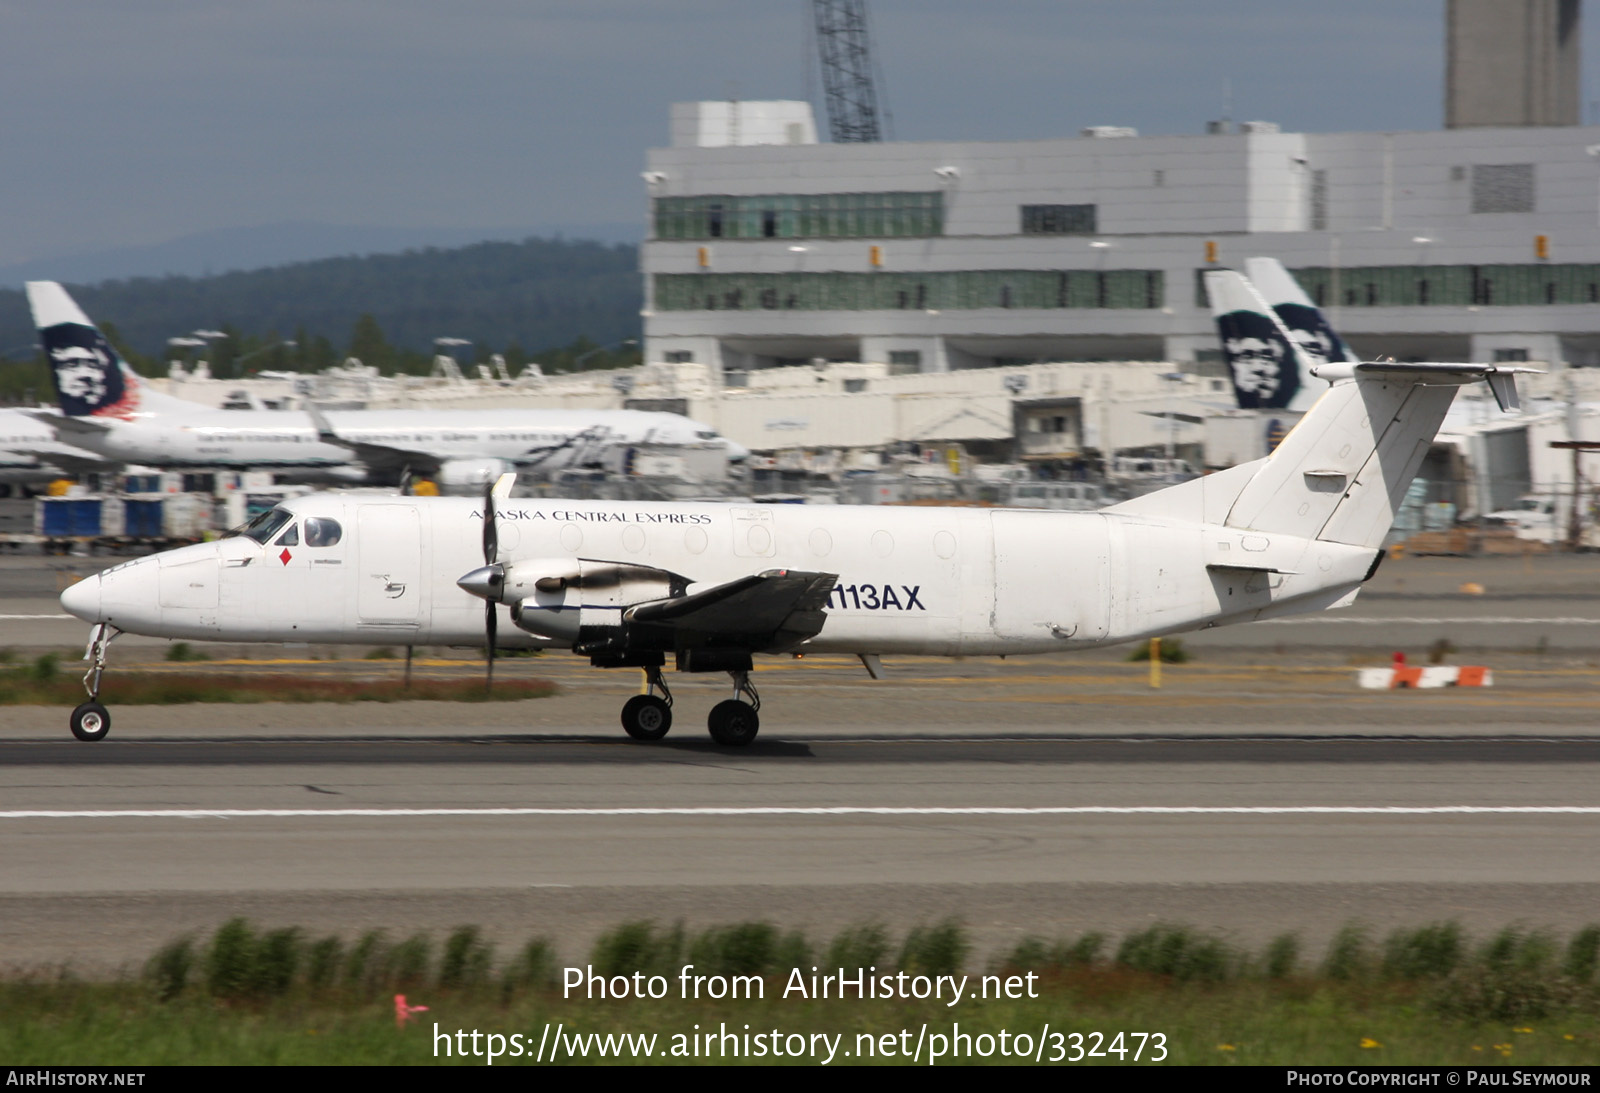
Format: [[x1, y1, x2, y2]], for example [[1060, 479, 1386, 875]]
[[20, 408, 110, 437], [305, 406, 442, 477], [625, 568, 839, 652], [8, 441, 112, 472]]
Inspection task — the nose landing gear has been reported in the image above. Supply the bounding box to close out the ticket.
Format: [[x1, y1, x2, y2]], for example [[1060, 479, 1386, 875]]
[[70, 624, 121, 742]]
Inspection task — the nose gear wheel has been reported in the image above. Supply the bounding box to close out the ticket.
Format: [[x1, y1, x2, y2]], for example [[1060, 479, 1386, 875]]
[[70, 624, 121, 742]]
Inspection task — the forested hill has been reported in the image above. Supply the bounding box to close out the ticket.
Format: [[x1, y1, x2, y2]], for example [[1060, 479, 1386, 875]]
[[0, 236, 642, 364]]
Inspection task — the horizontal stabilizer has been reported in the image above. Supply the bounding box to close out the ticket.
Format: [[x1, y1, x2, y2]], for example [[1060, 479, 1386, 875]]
[[1353, 361, 1537, 412]]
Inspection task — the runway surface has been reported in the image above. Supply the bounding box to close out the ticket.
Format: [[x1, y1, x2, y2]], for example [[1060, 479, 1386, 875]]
[[1, 550, 1598, 970]]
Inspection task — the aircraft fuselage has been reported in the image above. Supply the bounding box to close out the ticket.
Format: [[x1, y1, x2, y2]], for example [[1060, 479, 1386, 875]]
[[65, 492, 1378, 657]]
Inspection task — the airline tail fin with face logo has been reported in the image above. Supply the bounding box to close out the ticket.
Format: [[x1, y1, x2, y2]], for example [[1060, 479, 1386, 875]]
[[1244, 256, 1359, 376], [26, 281, 208, 420], [1203, 268, 1313, 412]]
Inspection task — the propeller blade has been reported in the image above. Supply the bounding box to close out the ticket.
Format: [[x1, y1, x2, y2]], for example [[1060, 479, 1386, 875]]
[[481, 478, 498, 693], [482, 480, 497, 565], [485, 599, 497, 693]]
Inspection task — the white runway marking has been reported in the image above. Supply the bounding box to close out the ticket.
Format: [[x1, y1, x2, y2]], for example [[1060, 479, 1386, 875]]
[[6, 806, 1600, 820], [1264, 616, 1600, 625], [0, 614, 74, 620]]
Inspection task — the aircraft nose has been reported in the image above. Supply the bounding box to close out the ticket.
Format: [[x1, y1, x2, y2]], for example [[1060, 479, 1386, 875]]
[[59, 572, 102, 622], [457, 564, 505, 602], [723, 439, 750, 461]]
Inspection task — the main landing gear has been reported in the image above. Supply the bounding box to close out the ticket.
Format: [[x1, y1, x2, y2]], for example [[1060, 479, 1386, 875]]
[[608, 658, 761, 746], [707, 670, 760, 746], [620, 665, 673, 741], [70, 624, 121, 742]]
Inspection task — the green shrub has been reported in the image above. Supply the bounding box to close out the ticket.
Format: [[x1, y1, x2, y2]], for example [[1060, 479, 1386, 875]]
[[305, 937, 343, 993], [439, 926, 493, 990], [206, 918, 258, 1001], [1322, 923, 1373, 981], [1382, 922, 1463, 980], [146, 936, 195, 1002], [343, 930, 388, 991], [1563, 926, 1600, 984], [899, 920, 968, 976], [825, 923, 889, 973], [255, 928, 300, 997], [1263, 933, 1299, 980], [1114, 925, 1235, 982], [773, 929, 813, 973], [591, 921, 684, 980], [386, 934, 432, 990], [502, 938, 558, 994], [689, 923, 780, 978], [1126, 638, 1189, 663]]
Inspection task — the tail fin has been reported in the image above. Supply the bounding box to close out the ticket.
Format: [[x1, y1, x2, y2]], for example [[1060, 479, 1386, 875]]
[[1243, 257, 1358, 396], [1112, 364, 1532, 549], [1203, 268, 1305, 411], [26, 281, 205, 419], [1224, 363, 1529, 548]]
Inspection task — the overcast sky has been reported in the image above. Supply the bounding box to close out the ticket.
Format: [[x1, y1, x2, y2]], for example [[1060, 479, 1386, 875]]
[[0, 1, 1592, 269]]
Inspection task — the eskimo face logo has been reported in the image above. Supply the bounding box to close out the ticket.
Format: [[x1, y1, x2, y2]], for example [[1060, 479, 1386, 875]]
[[1224, 336, 1285, 398], [1288, 327, 1335, 367], [50, 345, 112, 407], [1276, 304, 1349, 369]]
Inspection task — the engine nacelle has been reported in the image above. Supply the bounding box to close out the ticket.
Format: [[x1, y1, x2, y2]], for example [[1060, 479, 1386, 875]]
[[436, 458, 510, 494], [501, 558, 689, 647], [504, 558, 583, 644]]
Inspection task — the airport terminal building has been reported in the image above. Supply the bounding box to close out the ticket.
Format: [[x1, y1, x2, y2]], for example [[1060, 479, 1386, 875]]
[[640, 100, 1600, 376]]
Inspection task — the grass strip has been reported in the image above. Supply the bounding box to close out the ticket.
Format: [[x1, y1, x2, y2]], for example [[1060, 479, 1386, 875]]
[[4, 919, 1600, 1065]]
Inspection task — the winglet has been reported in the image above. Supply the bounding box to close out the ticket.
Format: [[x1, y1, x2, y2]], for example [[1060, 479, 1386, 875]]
[[305, 404, 344, 446]]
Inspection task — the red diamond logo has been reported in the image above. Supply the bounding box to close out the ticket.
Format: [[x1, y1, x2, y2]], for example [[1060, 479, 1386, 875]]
[[279, 548, 292, 566]]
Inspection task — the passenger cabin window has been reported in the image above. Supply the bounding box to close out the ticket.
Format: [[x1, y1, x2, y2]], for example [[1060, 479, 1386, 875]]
[[305, 517, 342, 547]]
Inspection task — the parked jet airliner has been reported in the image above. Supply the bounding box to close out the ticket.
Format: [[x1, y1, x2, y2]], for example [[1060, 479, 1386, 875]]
[[26, 282, 746, 490], [58, 358, 1528, 745]]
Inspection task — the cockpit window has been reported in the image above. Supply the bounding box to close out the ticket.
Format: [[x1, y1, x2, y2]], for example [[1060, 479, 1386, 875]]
[[239, 507, 293, 544], [274, 523, 299, 547], [696, 430, 719, 440], [304, 517, 342, 547]]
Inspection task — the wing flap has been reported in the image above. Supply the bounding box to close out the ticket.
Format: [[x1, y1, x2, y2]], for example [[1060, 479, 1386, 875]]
[[626, 568, 838, 651]]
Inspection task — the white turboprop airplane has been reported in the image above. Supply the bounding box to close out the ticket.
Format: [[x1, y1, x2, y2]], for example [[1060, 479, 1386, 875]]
[[25, 282, 746, 491], [57, 359, 1528, 745], [1205, 258, 1359, 414]]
